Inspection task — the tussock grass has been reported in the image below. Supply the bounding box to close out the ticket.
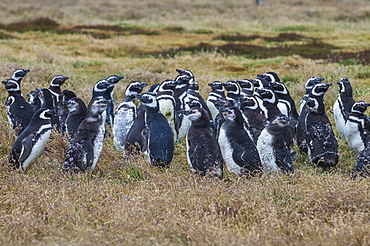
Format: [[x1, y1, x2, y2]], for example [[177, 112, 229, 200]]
[[0, 0, 370, 245]]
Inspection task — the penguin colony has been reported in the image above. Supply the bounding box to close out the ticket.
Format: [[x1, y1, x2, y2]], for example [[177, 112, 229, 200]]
[[2, 68, 370, 179]]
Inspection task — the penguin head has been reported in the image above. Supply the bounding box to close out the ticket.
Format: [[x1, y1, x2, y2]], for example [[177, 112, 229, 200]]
[[270, 114, 291, 127], [89, 97, 109, 115], [136, 92, 157, 108], [257, 71, 281, 83], [126, 81, 148, 98], [184, 107, 207, 122], [60, 90, 77, 102], [304, 76, 325, 90], [27, 91, 39, 103], [38, 108, 53, 120], [306, 97, 319, 113], [223, 80, 240, 94], [336, 77, 351, 93], [269, 81, 287, 94], [211, 97, 232, 109], [256, 88, 276, 102], [12, 68, 30, 82], [311, 82, 332, 96], [208, 81, 224, 92], [36, 88, 54, 107], [50, 75, 69, 87], [2, 79, 20, 91], [174, 74, 192, 89], [240, 96, 258, 110], [220, 106, 237, 121], [106, 75, 124, 85], [176, 69, 194, 79], [187, 80, 199, 91], [158, 79, 177, 92], [252, 78, 270, 89], [148, 84, 160, 94], [351, 101, 370, 114], [93, 79, 110, 93], [67, 97, 85, 113], [237, 79, 254, 92]]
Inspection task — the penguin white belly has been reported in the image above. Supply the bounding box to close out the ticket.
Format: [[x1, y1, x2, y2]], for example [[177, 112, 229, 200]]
[[113, 102, 136, 152], [218, 128, 242, 175], [333, 100, 346, 140], [185, 134, 196, 172], [277, 100, 290, 117], [206, 99, 219, 122], [158, 100, 176, 141], [20, 126, 52, 171], [91, 115, 105, 172], [345, 120, 365, 155], [256, 129, 279, 173]]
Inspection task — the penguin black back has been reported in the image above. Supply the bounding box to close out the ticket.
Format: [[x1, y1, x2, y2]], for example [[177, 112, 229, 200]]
[[65, 97, 88, 137]]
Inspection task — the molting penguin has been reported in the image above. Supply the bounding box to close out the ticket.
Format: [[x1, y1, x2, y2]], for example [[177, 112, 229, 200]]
[[156, 79, 178, 142], [7, 108, 53, 171], [354, 137, 370, 179], [2, 78, 35, 135], [58, 90, 77, 134], [305, 96, 338, 168], [257, 114, 294, 174], [113, 81, 148, 152], [105, 75, 124, 125], [184, 106, 224, 179], [218, 105, 262, 176], [333, 77, 355, 140], [136, 92, 174, 167], [62, 97, 109, 172], [344, 101, 370, 156], [65, 97, 88, 137], [207, 81, 225, 122]]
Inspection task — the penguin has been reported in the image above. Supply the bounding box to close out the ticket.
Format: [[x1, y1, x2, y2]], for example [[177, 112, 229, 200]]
[[305, 96, 339, 168], [269, 81, 299, 122], [156, 79, 178, 142], [113, 80, 148, 152], [296, 81, 328, 153], [88, 79, 111, 126], [257, 114, 294, 174], [174, 74, 191, 141], [223, 80, 241, 103], [58, 90, 77, 134], [206, 81, 225, 122], [124, 104, 148, 155], [65, 97, 88, 137], [299, 76, 325, 113], [333, 77, 355, 140], [2, 78, 35, 135], [237, 79, 255, 97], [218, 105, 262, 176], [239, 95, 268, 143], [62, 97, 109, 172], [354, 136, 370, 179], [176, 68, 195, 79], [48, 75, 69, 109], [255, 88, 281, 121], [11, 68, 30, 87], [36, 88, 60, 130], [258, 71, 281, 83], [184, 106, 224, 179], [105, 74, 124, 125], [344, 101, 370, 156], [136, 92, 174, 167], [7, 108, 53, 171], [26, 90, 41, 111]]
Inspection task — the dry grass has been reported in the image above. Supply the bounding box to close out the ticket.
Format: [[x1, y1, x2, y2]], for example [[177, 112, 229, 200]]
[[0, 0, 370, 245]]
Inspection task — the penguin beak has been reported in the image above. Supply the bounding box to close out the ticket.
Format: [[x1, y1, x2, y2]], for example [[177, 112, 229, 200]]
[[2, 80, 7, 85], [61, 101, 69, 105], [141, 83, 148, 88]]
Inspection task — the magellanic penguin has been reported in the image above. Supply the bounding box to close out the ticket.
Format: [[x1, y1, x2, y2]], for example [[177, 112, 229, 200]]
[[353, 137, 370, 179], [62, 97, 109, 172], [174, 74, 191, 141], [37, 88, 60, 130], [136, 92, 174, 167], [239, 95, 267, 143], [65, 97, 88, 137], [11, 68, 30, 87], [299, 76, 325, 113], [124, 104, 148, 155], [88, 79, 110, 125], [269, 81, 299, 123], [48, 75, 69, 109], [218, 105, 262, 176], [257, 114, 294, 174], [296, 81, 328, 153], [7, 108, 53, 171], [105, 74, 124, 126], [333, 77, 355, 141], [184, 106, 224, 179], [305, 95, 339, 169], [27, 90, 41, 111], [344, 101, 370, 156], [156, 79, 178, 142], [255, 88, 281, 121], [223, 80, 241, 103], [113, 81, 148, 152], [237, 79, 255, 97], [2, 78, 35, 135], [258, 71, 281, 83], [58, 90, 77, 134], [207, 81, 225, 123]]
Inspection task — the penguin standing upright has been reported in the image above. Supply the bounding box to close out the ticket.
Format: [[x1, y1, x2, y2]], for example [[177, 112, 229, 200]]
[[333, 77, 355, 140], [11, 68, 30, 87], [37, 88, 60, 130], [58, 90, 77, 134], [344, 101, 370, 156], [48, 75, 69, 109], [124, 104, 148, 155], [113, 81, 148, 152], [88, 79, 111, 124], [105, 75, 124, 126], [269, 81, 299, 122], [218, 105, 262, 176], [299, 76, 325, 113], [2, 78, 35, 135], [305, 95, 338, 168], [174, 74, 191, 141], [62, 97, 109, 172], [257, 114, 294, 174], [207, 81, 225, 122], [255, 88, 281, 121], [184, 106, 224, 178], [7, 108, 53, 171], [136, 92, 174, 167], [156, 79, 178, 142], [65, 97, 88, 137]]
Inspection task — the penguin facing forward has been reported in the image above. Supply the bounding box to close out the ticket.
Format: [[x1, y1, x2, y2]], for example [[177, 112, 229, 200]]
[[2, 78, 35, 135], [105, 74, 124, 125], [257, 114, 294, 174], [237, 79, 255, 97], [299, 76, 325, 113], [305, 96, 338, 168], [65, 97, 88, 137], [62, 97, 109, 172], [7, 108, 53, 171], [218, 105, 262, 176], [113, 81, 148, 152], [344, 101, 370, 156], [223, 80, 241, 102], [333, 77, 355, 140], [184, 106, 224, 179], [136, 92, 174, 167], [255, 88, 281, 121], [207, 81, 225, 122]]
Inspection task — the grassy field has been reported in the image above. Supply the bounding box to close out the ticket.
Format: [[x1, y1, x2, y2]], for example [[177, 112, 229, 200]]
[[0, 0, 370, 245]]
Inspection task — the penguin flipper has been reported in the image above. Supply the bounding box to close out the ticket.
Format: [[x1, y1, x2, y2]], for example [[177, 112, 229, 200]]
[[18, 133, 35, 164]]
